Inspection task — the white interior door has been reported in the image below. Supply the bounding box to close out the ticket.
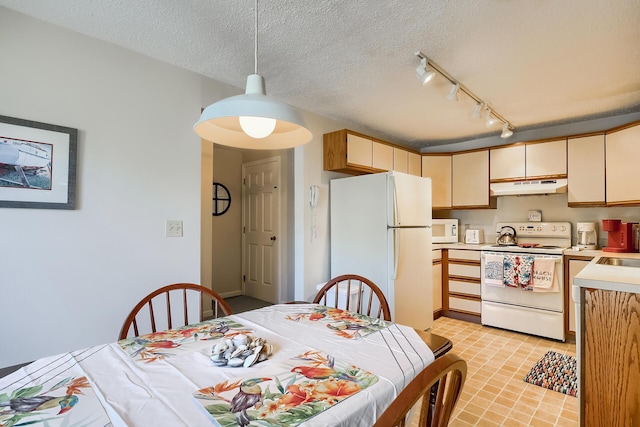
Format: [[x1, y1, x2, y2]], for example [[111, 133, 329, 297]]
[[242, 158, 280, 303]]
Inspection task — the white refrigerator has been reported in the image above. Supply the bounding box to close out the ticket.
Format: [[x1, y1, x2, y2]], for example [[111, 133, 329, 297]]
[[330, 171, 433, 330]]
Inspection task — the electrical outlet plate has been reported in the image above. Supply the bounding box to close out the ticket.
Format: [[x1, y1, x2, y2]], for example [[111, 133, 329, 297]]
[[165, 220, 183, 237]]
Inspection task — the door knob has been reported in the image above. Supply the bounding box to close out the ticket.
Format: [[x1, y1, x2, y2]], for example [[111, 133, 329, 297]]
[[270, 236, 277, 241]]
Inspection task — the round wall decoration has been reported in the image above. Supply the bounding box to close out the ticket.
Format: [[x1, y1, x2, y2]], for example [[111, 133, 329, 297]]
[[212, 182, 231, 216]]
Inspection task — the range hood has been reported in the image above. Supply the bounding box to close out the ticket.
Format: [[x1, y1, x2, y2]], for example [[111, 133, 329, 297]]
[[490, 179, 568, 196]]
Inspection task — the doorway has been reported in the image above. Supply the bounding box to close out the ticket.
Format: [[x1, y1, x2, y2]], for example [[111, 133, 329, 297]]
[[242, 157, 281, 303]]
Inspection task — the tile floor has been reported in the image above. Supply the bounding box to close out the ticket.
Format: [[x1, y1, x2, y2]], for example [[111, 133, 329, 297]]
[[429, 316, 578, 426]]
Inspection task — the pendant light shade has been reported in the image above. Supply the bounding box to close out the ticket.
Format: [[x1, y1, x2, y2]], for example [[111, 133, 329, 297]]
[[194, 0, 312, 150], [195, 75, 312, 149]]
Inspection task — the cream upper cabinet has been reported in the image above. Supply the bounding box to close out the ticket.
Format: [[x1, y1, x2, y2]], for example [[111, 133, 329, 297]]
[[567, 134, 605, 206], [452, 150, 494, 209], [407, 152, 421, 176], [372, 142, 393, 171], [422, 155, 452, 209], [346, 133, 372, 167], [392, 147, 408, 173], [490, 145, 525, 181], [605, 122, 640, 205], [526, 139, 567, 178]]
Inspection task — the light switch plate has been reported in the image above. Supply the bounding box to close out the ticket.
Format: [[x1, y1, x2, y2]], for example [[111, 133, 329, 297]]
[[165, 220, 183, 237]]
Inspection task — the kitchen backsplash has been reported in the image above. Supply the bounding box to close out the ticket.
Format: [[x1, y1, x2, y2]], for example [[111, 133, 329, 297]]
[[435, 193, 640, 248]]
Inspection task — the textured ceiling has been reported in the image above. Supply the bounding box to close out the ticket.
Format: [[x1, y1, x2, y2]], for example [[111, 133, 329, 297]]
[[1, 0, 639, 150]]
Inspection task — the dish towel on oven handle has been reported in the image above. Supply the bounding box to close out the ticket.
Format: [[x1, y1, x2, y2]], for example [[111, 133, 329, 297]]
[[484, 254, 505, 287], [503, 255, 534, 289], [532, 257, 559, 292]]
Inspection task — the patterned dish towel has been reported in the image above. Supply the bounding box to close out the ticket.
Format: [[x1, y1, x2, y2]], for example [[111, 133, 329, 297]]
[[503, 255, 534, 289], [484, 254, 505, 287], [532, 258, 559, 293]]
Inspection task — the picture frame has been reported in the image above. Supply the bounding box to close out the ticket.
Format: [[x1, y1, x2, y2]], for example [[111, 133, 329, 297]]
[[0, 115, 77, 209]]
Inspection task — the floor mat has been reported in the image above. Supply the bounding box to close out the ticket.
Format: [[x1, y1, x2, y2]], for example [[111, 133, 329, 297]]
[[524, 350, 578, 397]]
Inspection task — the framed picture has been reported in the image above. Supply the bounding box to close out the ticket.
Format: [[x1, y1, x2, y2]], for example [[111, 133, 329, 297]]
[[0, 115, 77, 209]]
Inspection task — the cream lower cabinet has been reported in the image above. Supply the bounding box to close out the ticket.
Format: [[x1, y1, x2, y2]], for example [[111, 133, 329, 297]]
[[422, 155, 452, 209], [567, 258, 592, 335], [446, 249, 481, 318], [567, 134, 605, 207], [452, 151, 495, 209], [433, 249, 443, 316], [605, 121, 640, 205]]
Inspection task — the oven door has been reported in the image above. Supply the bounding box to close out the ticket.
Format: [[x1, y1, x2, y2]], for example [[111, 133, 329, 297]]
[[480, 252, 564, 312]]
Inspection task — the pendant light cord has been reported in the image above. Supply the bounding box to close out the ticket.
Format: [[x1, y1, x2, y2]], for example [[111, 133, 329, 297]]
[[254, 0, 258, 75]]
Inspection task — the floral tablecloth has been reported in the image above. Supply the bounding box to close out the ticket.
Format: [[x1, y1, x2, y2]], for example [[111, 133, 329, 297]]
[[0, 304, 434, 427]]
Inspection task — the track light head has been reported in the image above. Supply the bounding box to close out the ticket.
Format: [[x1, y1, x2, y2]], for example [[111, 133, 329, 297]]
[[501, 123, 514, 138], [416, 58, 435, 85], [471, 103, 483, 119], [446, 83, 460, 101]]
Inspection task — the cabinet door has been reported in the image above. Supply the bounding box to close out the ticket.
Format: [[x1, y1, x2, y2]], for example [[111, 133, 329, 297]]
[[452, 151, 491, 208], [422, 155, 452, 209], [346, 133, 372, 167], [568, 259, 591, 332], [606, 123, 640, 205], [567, 135, 605, 206], [392, 147, 408, 173], [407, 152, 422, 176], [372, 142, 393, 171], [490, 145, 525, 181], [432, 261, 442, 312], [526, 139, 567, 178]]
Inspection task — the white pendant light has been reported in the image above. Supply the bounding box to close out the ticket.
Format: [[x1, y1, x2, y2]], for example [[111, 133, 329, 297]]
[[194, 0, 312, 149]]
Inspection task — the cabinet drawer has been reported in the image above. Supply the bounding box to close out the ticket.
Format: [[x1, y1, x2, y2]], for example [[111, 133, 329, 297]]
[[449, 296, 481, 314], [449, 280, 480, 296], [448, 263, 481, 279], [448, 249, 481, 262], [432, 249, 442, 262]]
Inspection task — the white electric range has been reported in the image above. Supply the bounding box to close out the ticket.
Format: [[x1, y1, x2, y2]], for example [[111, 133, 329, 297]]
[[480, 222, 571, 341]]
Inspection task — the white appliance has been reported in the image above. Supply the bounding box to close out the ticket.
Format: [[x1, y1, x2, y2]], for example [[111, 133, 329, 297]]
[[490, 179, 568, 196], [432, 219, 458, 243], [480, 222, 571, 341], [330, 171, 433, 330]]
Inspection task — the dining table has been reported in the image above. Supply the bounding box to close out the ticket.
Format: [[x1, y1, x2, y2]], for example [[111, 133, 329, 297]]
[[0, 303, 443, 427]]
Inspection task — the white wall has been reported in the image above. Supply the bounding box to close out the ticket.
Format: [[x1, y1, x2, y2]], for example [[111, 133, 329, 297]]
[[0, 9, 239, 367]]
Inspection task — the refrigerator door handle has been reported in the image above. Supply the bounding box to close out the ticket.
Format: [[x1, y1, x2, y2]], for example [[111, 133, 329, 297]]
[[392, 227, 400, 279], [390, 173, 399, 226]]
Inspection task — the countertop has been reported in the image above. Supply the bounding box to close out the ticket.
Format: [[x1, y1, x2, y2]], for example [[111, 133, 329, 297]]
[[432, 242, 484, 250], [574, 253, 640, 294]]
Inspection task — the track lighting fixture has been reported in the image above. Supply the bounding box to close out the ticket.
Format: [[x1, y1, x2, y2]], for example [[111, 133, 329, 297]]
[[500, 123, 514, 138], [471, 102, 483, 119], [416, 57, 436, 85], [414, 51, 514, 138], [446, 83, 460, 101]]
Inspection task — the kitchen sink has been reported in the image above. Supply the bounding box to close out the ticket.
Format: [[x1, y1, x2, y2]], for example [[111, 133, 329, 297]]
[[596, 257, 640, 267]]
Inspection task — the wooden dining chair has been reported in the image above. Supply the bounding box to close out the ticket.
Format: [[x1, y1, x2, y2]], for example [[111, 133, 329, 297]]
[[119, 283, 233, 340], [313, 274, 392, 321], [373, 353, 467, 427]]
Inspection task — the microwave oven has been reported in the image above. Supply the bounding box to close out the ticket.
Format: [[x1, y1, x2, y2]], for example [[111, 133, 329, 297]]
[[432, 219, 459, 243]]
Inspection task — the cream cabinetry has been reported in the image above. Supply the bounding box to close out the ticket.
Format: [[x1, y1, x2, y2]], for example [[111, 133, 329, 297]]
[[490, 139, 566, 182], [526, 139, 567, 178], [373, 141, 393, 171], [452, 151, 495, 209], [567, 134, 605, 207], [324, 129, 421, 176], [392, 147, 408, 173], [446, 249, 481, 318], [422, 155, 452, 209], [490, 145, 525, 181], [408, 151, 421, 176], [567, 258, 591, 334], [605, 121, 640, 206], [433, 249, 443, 315]]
